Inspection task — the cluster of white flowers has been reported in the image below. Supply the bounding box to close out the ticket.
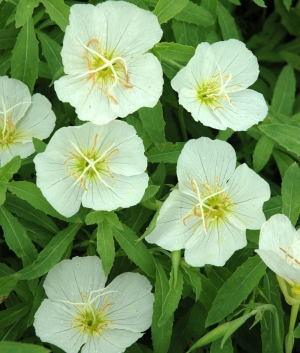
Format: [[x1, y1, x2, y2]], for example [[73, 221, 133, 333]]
[[3, 0, 291, 350], [34, 256, 154, 353]]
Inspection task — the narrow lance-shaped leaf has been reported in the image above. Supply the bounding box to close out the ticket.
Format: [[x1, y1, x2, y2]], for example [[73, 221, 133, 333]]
[[253, 135, 274, 173], [174, 2, 214, 26], [8, 181, 81, 223], [41, 0, 70, 32], [158, 267, 184, 326], [152, 260, 174, 353], [145, 142, 185, 163], [205, 255, 266, 327], [15, 0, 39, 28], [112, 224, 156, 278], [37, 30, 62, 77], [0, 274, 19, 303], [97, 218, 115, 276], [281, 163, 300, 226], [153, 0, 189, 24], [18, 223, 81, 280], [0, 342, 50, 353], [11, 17, 39, 93], [0, 206, 38, 267], [259, 124, 300, 157], [139, 102, 166, 152], [217, 2, 239, 40], [0, 302, 31, 329], [271, 65, 296, 116]]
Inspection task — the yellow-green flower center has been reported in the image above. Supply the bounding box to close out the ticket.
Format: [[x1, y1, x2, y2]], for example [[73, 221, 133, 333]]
[[63, 133, 118, 191], [183, 177, 232, 230]]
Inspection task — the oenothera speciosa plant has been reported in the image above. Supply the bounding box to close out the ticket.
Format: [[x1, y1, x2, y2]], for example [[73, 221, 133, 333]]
[[146, 137, 270, 267], [34, 256, 154, 353], [54, 1, 163, 125]]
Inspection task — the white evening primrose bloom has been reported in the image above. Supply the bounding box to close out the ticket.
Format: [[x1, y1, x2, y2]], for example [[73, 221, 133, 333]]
[[256, 214, 300, 302], [0, 76, 55, 167], [146, 137, 270, 267], [171, 39, 268, 131], [34, 256, 154, 353], [54, 1, 163, 125], [34, 120, 148, 217]]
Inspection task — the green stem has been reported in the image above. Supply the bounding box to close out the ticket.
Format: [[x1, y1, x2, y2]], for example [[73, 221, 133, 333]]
[[178, 105, 188, 142], [286, 302, 300, 353], [171, 250, 181, 287], [140, 199, 162, 211]]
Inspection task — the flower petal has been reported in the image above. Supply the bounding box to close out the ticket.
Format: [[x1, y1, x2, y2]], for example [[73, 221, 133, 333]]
[[81, 172, 149, 212], [177, 137, 236, 196], [34, 150, 84, 218], [112, 53, 163, 118], [211, 39, 259, 91], [34, 299, 86, 353], [104, 272, 153, 332], [16, 93, 56, 142], [226, 163, 270, 229], [54, 75, 117, 125], [43, 256, 107, 303], [185, 219, 247, 267], [213, 89, 268, 131], [0, 76, 31, 124], [81, 329, 143, 353], [145, 190, 198, 251], [97, 1, 162, 58]]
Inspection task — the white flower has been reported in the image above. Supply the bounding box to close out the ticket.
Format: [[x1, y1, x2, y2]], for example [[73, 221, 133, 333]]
[[171, 39, 268, 131], [256, 214, 300, 289], [54, 2, 163, 125], [0, 76, 56, 167], [34, 256, 154, 353], [146, 137, 270, 267], [34, 120, 148, 217]]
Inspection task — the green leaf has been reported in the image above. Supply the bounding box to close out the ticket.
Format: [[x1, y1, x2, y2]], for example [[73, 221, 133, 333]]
[[0, 274, 19, 303], [18, 223, 81, 280], [146, 142, 185, 163], [273, 150, 295, 179], [281, 163, 300, 226], [217, 2, 239, 40], [97, 219, 115, 276], [32, 137, 47, 153], [206, 256, 266, 327], [174, 2, 214, 26], [259, 124, 300, 156], [139, 102, 166, 151], [0, 342, 50, 353], [85, 210, 104, 225], [0, 52, 12, 75], [153, 0, 189, 24], [283, 0, 292, 11], [159, 267, 183, 326], [41, 0, 70, 32], [0, 29, 19, 49], [141, 185, 160, 202], [172, 20, 199, 48], [37, 30, 62, 76], [294, 323, 300, 338], [280, 52, 300, 71], [8, 181, 81, 222], [271, 65, 296, 116], [199, 273, 218, 310], [152, 260, 173, 353], [15, 0, 39, 28], [263, 196, 283, 220], [0, 206, 38, 266], [0, 183, 6, 206], [252, 0, 267, 7], [0, 302, 31, 329], [112, 224, 155, 278], [11, 17, 39, 93], [152, 42, 195, 79], [216, 128, 234, 141], [27, 277, 46, 326], [104, 211, 123, 230], [181, 264, 202, 301], [0, 156, 21, 181], [253, 135, 274, 173], [4, 193, 59, 234]]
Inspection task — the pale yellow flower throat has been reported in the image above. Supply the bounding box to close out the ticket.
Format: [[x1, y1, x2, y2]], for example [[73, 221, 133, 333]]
[[74, 37, 133, 104]]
